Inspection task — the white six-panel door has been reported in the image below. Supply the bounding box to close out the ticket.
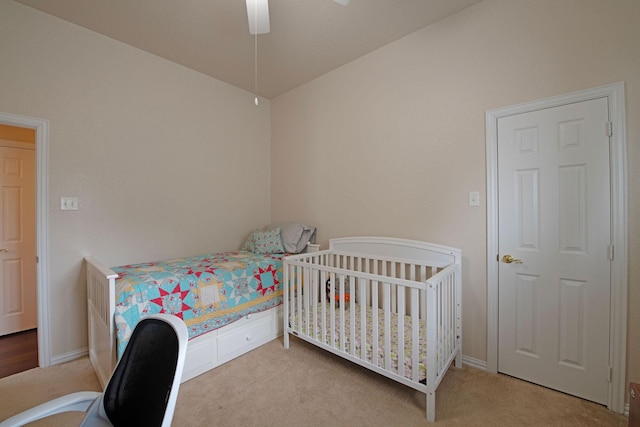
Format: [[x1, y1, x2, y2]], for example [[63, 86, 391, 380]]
[[497, 97, 611, 404], [0, 145, 37, 336]]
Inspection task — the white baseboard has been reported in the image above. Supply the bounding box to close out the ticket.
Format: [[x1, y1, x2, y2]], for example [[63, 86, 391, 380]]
[[461, 354, 487, 371], [49, 347, 89, 366]]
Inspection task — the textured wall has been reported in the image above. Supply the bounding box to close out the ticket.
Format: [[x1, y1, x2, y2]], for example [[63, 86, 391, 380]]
[[0, 1, 271, 360], [271, 0, 640, 388]]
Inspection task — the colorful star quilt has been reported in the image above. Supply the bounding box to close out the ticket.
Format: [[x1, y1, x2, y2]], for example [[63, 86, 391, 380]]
[[112, 251, 283, 358]]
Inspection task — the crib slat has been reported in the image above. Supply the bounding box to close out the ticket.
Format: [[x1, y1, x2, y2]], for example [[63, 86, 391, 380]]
[[449, 275, 454, 358], [426, 281, 438, 392], [321, 269, 327, 344], [446, 275, 452, 359], [359, 278, 367, 360], [419, 265, 427, 319], [304, 266, 310, 336], [296, 265, 303, 333], [436, 279, 442, 372], [449, 274, 456, 359], [309, 268, 320, 339], [390, 263, 396, 314], [349, 275, 356, 356], [383, 282, 391, 372], [363, 258, 371, 307], [292, 264, 297, 330], [329, 271, 336, 348], [372, 279, 379, 366], [284, 262, 290, 348], [397, 285, 405, 378], [288, 264, 295, 331], [339, 274, 346, 352], [411, 287, 419, 382]]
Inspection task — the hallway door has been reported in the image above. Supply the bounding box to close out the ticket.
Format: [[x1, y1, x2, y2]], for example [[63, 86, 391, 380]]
[[0, 143, 37, 336]]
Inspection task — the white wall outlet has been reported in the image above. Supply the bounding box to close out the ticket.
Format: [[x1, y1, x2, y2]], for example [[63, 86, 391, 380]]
[[468, 191, 480, 207], [61, 197, 78, 210]]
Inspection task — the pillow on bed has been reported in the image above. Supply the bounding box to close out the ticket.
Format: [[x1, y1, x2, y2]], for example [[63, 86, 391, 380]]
[[252, 228, 285, 254], [241, 230, 258, 252], [266, 222, 316, 254]]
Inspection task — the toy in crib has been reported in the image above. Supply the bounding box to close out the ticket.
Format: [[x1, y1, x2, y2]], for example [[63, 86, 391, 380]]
[[325, 278, 350, 306]]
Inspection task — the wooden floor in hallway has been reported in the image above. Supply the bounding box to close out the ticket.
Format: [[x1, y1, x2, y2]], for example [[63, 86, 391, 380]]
[[0, 329, 38, 379]]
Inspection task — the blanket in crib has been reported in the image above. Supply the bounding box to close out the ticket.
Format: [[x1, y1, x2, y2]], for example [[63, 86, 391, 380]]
[[292, 303, 427, 382], [113, 251, 283, 357]]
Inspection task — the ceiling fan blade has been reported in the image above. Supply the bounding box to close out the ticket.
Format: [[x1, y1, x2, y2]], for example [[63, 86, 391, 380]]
[[246, 0, 270, 35]]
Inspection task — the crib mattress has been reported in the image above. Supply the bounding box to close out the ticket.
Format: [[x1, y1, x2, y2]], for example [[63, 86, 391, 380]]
[[291, 302, 427, 381]]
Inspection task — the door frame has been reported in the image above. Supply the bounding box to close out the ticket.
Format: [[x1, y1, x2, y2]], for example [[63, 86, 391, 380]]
[[485, 82, 627, 412], [0, 112, 50, 369]]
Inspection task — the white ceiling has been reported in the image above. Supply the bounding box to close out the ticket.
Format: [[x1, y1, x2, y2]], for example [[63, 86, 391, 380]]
[[15, 0, 482, 99]]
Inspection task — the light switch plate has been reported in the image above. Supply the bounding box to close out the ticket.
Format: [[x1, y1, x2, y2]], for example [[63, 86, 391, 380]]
[[468, 191, 480, 207], [61, 197, 78, 210]]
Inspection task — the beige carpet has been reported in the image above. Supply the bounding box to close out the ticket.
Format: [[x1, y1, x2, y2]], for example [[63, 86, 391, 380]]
[[0, 336, 628, 426]]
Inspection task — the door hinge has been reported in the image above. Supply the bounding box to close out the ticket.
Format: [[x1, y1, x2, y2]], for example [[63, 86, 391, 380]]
[[607, 245, 614, 261], [607, 121, 613, 137], [608, 366, 612, 382]]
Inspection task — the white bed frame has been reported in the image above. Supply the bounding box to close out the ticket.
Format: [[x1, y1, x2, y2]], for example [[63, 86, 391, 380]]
[[283, 237, 462, 423], [85, 256, 283, 388]]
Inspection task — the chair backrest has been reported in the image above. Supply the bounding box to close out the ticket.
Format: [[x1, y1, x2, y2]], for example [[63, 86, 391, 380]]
[[101, 314, 188, 427]]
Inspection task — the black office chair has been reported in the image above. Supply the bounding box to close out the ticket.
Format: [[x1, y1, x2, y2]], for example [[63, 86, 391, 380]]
[[0, 313, 188, 427]]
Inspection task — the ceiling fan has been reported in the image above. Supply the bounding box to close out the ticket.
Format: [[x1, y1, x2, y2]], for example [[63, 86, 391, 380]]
[[246, 0, 350, 35], [245, 0, 349, 105]]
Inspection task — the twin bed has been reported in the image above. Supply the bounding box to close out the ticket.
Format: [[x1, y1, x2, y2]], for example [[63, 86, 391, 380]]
[[85, 251, 285, 387], [85, 235, 461, 422]]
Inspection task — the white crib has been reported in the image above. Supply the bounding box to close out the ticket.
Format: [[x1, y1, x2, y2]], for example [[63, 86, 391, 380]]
[[283, 237, 462, 423]]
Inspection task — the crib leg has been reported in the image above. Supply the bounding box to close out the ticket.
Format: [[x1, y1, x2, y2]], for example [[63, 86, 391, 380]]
[[426, 391, 435, 423], [284, 331, 289, 349], [455, 348, 462, 368]]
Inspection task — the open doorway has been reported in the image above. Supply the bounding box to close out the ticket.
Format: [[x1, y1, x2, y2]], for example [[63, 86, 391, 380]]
[[0, 112, 50, 373], [0, 124, 37, 378]]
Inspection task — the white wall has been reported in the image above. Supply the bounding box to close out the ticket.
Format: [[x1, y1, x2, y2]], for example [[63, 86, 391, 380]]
[[0, 1, 271, 360], [271, 0, 640, 385]]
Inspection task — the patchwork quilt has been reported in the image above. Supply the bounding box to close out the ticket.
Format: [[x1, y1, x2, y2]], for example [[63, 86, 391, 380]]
[[112, 251, 283, 357]]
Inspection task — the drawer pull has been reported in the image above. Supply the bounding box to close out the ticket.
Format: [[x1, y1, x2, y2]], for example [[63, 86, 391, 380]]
[[246, 314, 251, 320], [245, 335, 252, 341]]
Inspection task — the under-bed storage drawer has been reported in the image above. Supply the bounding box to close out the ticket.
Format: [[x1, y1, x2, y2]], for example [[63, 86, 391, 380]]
[[218, 312, 277, 361]]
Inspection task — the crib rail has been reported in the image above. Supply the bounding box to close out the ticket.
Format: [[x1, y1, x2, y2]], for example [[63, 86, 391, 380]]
[[426, 262, 462, 391]]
